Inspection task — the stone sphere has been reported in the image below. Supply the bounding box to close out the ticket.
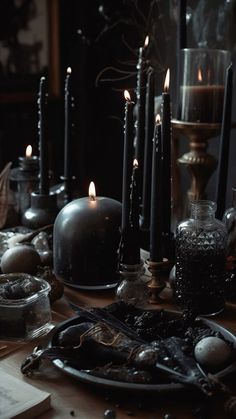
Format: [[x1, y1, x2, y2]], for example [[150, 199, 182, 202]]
[[1, 245, 41, 275], [194, 336, 234, 371]]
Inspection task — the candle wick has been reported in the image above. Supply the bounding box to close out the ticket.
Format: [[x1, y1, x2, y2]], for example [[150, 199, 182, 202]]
[[90, 195, 96, 201]]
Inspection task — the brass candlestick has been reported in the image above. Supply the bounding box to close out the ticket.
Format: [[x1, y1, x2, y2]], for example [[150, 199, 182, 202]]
[[146, 258, 169, 304], [172, 119, 220, 202]]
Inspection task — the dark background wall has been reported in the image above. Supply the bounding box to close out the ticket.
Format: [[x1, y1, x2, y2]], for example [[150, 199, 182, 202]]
[[0, 0, 235, 214]]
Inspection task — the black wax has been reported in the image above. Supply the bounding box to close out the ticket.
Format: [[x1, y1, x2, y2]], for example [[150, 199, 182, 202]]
[[38, 76, 49, 195], [150, 122, 163, 262], [135, 46, 147, 198], [141, 67, 155, 230], [161, 91, 171, 236], [122, 99, 134, 231], [179, 85, 225, 123], [178, 0, 187, 50], [215, 63, 233, 219], [53, 196, 122, 287], [63, 71, 74, 200], [119, 164, 140, 265]]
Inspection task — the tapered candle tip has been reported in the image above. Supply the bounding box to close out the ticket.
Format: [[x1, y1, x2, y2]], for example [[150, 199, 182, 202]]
[[124, 90, 131, 101], [144, 35, 149, 48], [40, 76, 46, 82], [156, 114, 161, 124], [164, 69, 170, 91], [133, 158, 138, 168], [67, 67, 72, 74]]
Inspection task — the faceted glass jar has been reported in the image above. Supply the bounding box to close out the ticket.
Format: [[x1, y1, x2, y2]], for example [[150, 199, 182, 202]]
[[174, 200, 227, 315]]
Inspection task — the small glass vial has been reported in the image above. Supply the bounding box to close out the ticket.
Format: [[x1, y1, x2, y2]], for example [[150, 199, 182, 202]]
[[174, 200, 227, 315], [116, 261, 149, 307]]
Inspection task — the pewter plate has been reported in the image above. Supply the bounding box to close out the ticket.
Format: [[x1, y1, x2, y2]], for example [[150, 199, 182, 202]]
[[50, 312, 236, 393], [64, 281, 118, 291]]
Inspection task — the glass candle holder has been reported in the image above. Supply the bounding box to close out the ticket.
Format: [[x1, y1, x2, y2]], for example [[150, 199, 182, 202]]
[[178, 48, 231, 123], [10, 155, 39, 220]]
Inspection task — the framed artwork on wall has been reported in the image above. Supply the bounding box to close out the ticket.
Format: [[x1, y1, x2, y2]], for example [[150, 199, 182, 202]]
[[0, 0, 60, 103]]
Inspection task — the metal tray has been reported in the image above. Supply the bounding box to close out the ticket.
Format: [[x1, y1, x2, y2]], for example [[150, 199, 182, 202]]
[[49, 310, 236, 393]]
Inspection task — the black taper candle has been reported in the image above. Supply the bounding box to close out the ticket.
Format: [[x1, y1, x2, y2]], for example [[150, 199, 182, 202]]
[[176, 0, 187, 119], [122, 90, 135, 231], [150, 115, 163, 262], [179, 0, 187, 50], [215, 63, 233, 220], [134, 36, 149, 199], [119, 159, 141, 266], [140, 67, 155, 230], [129, 159, 141, 240], [161, 69, 172, 236], [64, 67, 73, 200], [38, 76, 49, 195]]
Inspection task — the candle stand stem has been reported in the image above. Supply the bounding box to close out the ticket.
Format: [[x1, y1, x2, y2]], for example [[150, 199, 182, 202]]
[[146, 258, 169, 304], [172, 120, 220, 205], [22, 192, 58, 229]]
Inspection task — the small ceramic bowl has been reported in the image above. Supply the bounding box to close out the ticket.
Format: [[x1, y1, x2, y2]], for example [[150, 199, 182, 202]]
[[0, 273, 51, 340]]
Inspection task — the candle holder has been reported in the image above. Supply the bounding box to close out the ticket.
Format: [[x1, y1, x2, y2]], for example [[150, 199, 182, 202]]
[[178, 49, 231, 123], [49, 176, 79, 210], [22, 192, 58, 229], [10, 155, 39, 221], [146, 258, 169, 304], [172, 119, 220, 203]]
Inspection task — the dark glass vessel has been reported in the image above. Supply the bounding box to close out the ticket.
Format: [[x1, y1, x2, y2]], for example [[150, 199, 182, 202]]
[[174, 200, 227, 315]]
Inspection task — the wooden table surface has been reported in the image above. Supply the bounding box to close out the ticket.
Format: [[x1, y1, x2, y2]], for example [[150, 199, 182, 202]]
[[1, 285, 236, 419]]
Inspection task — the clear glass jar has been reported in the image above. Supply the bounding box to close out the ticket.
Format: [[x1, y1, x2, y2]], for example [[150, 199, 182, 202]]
[[174, 200, 227, 315], [116, 262, 149, 307]]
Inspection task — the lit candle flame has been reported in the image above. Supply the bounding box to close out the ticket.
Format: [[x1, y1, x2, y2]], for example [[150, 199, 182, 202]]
[[198, 68, 203, 82], [144, 36, 149, 48], [156, 114, 161, 124], [133, 158, 138, 168], [25, 145, 32, 158], [164, 69, 170, 92], [89, 181, 96, 200], [67, 67, 72, 75], [124, 90, 131, 101]]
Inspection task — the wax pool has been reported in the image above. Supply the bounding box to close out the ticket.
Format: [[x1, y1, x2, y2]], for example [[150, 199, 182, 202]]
[[179, 85, 225, 123], [53, 196, 122, 287]]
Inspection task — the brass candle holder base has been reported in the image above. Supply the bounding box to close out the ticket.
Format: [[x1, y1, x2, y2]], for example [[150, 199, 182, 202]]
[[172, 119, 220, 202], [146, 258, 169, 304]]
